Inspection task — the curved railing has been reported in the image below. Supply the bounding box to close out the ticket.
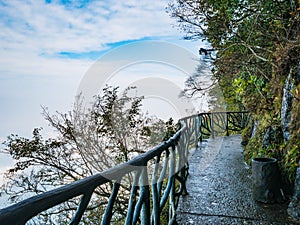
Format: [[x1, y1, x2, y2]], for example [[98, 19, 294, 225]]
[[181, 111, 250, 143], [0, 111, 250, 225]]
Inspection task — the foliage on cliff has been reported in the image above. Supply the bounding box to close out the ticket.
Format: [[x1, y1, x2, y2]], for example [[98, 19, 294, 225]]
[[168, 0, 300, 185]]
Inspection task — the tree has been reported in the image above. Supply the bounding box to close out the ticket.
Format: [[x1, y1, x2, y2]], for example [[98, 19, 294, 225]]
[[1, 85, 175, 224], [168, 0, 300, 185], [169, 0, 299, 110]]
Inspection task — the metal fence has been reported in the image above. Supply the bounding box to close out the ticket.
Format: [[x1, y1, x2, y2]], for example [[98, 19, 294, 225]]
[[181, 111, 251, 143], [0, 111, 250, 225]]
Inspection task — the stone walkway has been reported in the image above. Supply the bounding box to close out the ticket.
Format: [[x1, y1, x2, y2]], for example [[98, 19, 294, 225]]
[[176, 135, 297, 225]]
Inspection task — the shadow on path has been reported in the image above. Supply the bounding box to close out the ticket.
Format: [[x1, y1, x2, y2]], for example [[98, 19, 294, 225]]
[[176, 135, 297, 225]]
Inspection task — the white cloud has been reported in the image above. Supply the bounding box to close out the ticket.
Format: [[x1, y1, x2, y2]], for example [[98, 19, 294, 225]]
[[0, 0, 179, 55], [0, 0, 186, 80]]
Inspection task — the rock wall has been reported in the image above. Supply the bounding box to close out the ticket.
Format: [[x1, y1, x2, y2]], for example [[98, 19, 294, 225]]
[[281, 72, 294, 142], [287, 62, 300, 221], [288, 159, 300, 221]]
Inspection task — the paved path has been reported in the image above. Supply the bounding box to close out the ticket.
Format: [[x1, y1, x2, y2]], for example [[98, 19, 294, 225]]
[[176, 135, 297, 225]]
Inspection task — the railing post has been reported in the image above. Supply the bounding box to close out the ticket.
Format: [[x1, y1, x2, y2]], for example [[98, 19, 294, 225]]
[[70, 189, 94, 225], [198, 114, 203, 143], [241, 112, 245, 128], [101, 179, 121, 225], [140, 167, 151, 225], [194, 116, 198, 148], [125, 169, 141, 225], [226, 112, 229, 136], [168, 145, 176, 224], [211, 113, 215, 138], [151, 155, 161, 225]]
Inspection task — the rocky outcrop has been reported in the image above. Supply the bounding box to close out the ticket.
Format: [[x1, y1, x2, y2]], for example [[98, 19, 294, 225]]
[[251, 120, 258, 138], [261, 126, 283, 149], [281, 62, 300, 143], [281, 72, 294, 142], [287, 62, 300, 222], [288, 160, 300, 221]]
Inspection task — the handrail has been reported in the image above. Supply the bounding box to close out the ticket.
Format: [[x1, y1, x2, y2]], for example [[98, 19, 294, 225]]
[[180, 111, 250, 145], [0, 111, 250, 225]]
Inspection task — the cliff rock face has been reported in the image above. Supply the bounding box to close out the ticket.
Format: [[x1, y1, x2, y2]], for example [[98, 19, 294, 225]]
[[251, 121, 258, 138], [288, 159, 300, 221], [288, 62, 300, 221], [262, 126, 283, 149], [281, 72, 294, 142]]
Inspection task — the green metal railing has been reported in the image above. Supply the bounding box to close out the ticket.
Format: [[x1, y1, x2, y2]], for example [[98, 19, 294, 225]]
[[0, 111, 250, 225]]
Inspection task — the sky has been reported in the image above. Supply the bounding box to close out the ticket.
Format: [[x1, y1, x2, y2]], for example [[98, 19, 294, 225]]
[[0, 0, 206, 183]]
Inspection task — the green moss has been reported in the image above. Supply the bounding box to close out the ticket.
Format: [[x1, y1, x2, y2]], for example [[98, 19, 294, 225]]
[[241, 119, 254, 146], [242, 81, 300, 186]]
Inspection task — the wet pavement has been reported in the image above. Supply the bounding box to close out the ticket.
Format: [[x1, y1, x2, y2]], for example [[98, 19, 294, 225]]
[[176, 135, 298, 225]]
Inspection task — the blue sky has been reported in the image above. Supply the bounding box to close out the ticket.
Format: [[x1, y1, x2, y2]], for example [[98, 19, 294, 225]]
[[0, 0, 205, 176]]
